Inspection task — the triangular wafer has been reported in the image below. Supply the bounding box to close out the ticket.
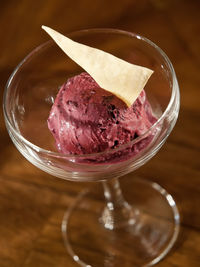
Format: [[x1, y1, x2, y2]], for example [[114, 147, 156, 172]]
[[42, 25, 153, 107]]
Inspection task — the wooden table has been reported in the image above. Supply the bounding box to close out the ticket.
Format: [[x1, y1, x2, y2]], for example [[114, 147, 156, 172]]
[[0, 0, 199, 266]]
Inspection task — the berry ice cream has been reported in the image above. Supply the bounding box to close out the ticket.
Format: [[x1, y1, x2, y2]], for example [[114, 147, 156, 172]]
[[48, 72, 156, 162]]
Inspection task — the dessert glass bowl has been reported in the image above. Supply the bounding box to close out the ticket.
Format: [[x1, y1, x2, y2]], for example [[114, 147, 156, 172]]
[[3, 29, 180, 266]]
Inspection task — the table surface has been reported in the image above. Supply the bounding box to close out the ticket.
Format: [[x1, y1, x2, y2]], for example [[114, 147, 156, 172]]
[[0, 0, 200, 266]]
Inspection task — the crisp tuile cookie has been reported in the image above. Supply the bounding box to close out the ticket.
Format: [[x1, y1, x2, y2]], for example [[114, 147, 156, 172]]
[[42, 25, 153, 107]]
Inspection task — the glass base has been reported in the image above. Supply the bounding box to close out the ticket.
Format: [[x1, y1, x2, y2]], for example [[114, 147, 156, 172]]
[[62, 177, 180, 266]]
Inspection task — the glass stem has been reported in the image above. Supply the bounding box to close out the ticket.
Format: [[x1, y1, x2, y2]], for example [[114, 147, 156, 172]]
[[101, 177, 138, 230]]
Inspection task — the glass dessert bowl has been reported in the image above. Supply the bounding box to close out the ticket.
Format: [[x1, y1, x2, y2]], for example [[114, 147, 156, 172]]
[[3, 29, 180, 266]]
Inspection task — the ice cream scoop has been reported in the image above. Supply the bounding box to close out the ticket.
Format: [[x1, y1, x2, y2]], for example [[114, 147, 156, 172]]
[[48, 72, 157, 157]]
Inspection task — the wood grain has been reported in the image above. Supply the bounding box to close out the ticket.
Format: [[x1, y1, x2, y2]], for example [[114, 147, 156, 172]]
[[0, 0, 200, 266]]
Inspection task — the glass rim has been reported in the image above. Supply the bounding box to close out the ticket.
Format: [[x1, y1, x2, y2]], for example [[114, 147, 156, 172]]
[[3, 28, 179, 159]]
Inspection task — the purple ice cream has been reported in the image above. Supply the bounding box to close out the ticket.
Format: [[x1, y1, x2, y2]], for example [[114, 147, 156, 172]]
[[48, 72, 156, 161]]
